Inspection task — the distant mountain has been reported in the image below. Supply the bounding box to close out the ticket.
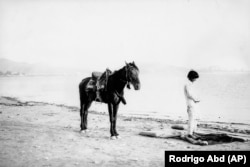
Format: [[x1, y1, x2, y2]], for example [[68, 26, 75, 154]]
[[2, 58, 246, 76], [0, 58, 188, 76], [0, 58, 32, 73], [0, 58, 89, 75], [198, 66, 250, 73]]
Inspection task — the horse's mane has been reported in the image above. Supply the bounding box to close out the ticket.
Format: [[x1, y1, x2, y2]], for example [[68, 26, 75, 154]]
[[110, 68, 124, 79], [108, 62, 139, 81], [113, 62, 139, 74]]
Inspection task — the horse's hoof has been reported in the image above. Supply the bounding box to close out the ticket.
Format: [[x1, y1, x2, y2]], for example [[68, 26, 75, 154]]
[[110, 136, 117, 140], [80, 130, 89, 134], [79, 130, 86, 134], [116, 136, 121, 139]]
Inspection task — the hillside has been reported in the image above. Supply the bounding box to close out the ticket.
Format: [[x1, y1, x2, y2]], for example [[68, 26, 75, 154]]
[[0, 58, 88, 76], [1, 58, 248, 76]]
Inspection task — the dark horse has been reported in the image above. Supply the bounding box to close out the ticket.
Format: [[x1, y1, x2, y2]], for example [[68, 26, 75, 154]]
[[79, 62, 140, 139]]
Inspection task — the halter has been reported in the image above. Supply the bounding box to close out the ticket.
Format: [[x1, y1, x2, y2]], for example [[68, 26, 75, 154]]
[[114, 63, 139, 104], [111, 65, 130, 104], [125, 65, 131, 89], [118, 63, 139, 89], [121, 64, 133, 89]]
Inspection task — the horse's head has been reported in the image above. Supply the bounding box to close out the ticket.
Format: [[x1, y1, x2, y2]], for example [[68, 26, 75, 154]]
[[125, 61, 141, 90]]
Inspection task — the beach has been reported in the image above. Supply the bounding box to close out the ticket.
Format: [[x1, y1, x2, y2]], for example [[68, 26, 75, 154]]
[[0, 96, 250, 167]]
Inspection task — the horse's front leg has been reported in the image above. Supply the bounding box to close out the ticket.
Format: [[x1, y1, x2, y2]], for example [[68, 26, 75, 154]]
[[108, 103, 115, 138], [112, 104, 120, 138]]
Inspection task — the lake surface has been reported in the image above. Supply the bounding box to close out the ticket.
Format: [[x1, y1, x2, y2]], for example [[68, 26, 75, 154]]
[[0, 72, 250, 124]]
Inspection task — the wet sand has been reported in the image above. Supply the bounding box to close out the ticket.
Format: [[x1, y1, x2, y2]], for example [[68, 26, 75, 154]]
[[0, 96, 250, 167]]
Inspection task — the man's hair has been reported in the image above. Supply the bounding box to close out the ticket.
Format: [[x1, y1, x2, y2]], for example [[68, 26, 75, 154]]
[[187, 70, 199, 81]]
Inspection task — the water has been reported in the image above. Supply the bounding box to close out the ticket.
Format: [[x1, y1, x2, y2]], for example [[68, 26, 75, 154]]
[[0, 72, 250, 124]]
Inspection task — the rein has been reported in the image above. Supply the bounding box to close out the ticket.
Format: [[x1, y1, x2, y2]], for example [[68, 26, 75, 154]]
[[104, 63, 138, 105], [114, 90, 127, 105], [109, 66, 131, 105]]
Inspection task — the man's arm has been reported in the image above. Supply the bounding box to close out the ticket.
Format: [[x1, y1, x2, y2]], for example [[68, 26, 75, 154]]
[[185, 85, 200, 103]]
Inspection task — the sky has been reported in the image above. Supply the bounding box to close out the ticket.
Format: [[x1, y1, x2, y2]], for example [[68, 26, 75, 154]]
[[0, 0, 249, 71]]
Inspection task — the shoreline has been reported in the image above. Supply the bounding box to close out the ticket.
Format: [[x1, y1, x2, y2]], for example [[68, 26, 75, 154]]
[[1, 96, 250, 135], [1, 96, 250, 167]]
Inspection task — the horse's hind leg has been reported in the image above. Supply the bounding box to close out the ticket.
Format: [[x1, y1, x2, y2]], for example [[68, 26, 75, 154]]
[[112, 104, 120, 138], [80, 101, 92, 133]]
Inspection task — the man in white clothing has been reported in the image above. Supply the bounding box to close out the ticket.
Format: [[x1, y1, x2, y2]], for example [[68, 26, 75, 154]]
[[184, 70, 200, 138]]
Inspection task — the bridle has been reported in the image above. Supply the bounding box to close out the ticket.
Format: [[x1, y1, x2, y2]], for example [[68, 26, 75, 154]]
[[121, 64, 137, 89], [114, 63, 139, 104]]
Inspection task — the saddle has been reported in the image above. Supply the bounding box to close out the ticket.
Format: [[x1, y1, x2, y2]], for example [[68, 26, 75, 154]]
[[86, 68, 112, 91]]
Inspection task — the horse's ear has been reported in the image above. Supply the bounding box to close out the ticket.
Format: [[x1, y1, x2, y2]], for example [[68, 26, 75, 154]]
[[132, 61, 135, 65], [125, 61, 128, 66]]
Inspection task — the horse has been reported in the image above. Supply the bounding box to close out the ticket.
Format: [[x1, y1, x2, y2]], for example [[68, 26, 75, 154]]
[[79, 62, 140, 139]]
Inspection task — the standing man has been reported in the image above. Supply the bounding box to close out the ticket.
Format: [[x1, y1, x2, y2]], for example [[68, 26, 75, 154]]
[[184, 70, 200, 138]]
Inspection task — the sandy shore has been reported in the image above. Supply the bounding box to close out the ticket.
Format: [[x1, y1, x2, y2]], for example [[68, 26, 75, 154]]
[[0, 96, 250, 167]]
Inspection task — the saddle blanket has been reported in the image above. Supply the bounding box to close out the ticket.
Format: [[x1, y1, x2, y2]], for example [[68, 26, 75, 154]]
[[139, 129, 247, 145]]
